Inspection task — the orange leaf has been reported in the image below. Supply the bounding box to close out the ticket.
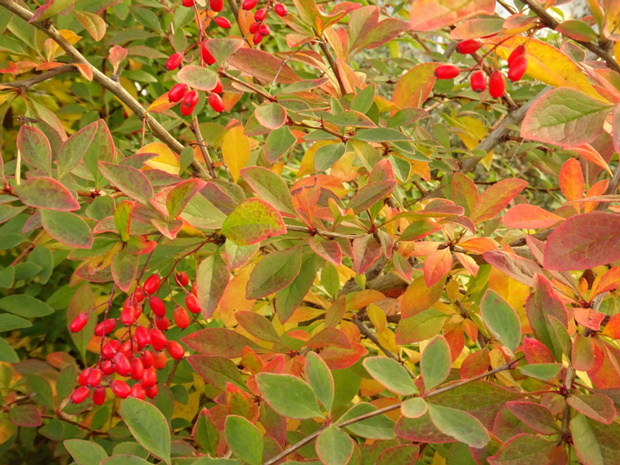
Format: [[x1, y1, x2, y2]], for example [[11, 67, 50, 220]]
[[424, 247, 453, 288], [559, 158, 584, 203], [502, 204, 563, 229]]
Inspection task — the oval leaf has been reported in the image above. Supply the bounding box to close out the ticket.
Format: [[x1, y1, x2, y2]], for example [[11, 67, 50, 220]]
[[222, 198, 286, 246], [256, 373, 323, 419], [480, 290, 521, 352], [363, 357, 418, 396], [421, 335, 451, 391], [120, 397, 171, 465], [16, 177, 80, 211]]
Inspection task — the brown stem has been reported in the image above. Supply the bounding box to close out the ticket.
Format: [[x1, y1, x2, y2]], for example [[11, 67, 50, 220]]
[[318, 40, 347, 96], [285, 224, 365, 239], [220, 70, 274, 101], [3, 64, 76, 89], [191, 117, 216, 178]]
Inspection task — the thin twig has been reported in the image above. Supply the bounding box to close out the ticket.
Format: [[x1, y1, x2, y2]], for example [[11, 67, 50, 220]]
[[191, 117, 216, 178], [318, 40, 347, 96], [3, 64, 76, 89]]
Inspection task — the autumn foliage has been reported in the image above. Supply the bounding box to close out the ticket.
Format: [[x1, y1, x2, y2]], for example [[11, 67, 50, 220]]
[[2, 0, 620, 464]]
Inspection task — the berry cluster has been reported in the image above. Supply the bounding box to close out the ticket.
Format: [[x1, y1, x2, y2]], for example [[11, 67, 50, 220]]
[[434, 39, 528, 99], [241, 0, 287, 45], [68, 272, 201, 405]]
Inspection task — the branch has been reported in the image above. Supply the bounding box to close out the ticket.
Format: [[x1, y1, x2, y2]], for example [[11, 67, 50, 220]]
[[521, 0, 620, 74], [191, 116, 217, 178], [2, 64, 76, 89], [0, 0, 211, 180], [318, 40, 347, 96]]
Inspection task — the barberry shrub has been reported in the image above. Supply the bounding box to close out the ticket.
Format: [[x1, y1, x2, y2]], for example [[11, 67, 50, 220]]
[[1, 0, 620, 464]]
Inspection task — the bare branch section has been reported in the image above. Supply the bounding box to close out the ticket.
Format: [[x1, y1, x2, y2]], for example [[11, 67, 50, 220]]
[[2, 64, 76, 89], [0, 0, 212, 179]]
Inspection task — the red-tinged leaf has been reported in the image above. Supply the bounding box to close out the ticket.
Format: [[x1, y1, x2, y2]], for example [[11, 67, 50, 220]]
[[197, 251, 230, 319], [454, 252, 479, 276], [544, 211, 620, 270], [502, 204, 563, 229], [376, 445, 420, 465], [246, 246, 302, 299], [111, 248, 139, 292], [275, 252, 318, 323], [573, 333, 595, 371], [264, 125, 297, 163], [483, 250, 542, 288], [421, 335, 451, 391], [392, 251, 413, 282], [98, 162, 154, 205], [395, 412, 456, 443], [347, 180, 397, 214], [307, 328, 351, 349], [574, 307, 606, 331], [520, 88, 612, 147], [400, 219, 441, 242], [559, 158, 584, 202], [480, 290, 521, 352], [309, 236, 342, 266], [291, 176, 321, 227], [450, 18, 505, 39], [40, 210, 93, 249], [352, 236, 382, 275], [588, 339, 620, 389], [392, 63, 439, 108], [147, 92, 177, 114], [470, 179, 528, 223], [9, 405, 42, 427], [221, 198, 286, 246], [423, 247, 452, 287], [114, 200, 133, 243], [369, 159, 394, 182], [316, 424, 354, 465], [182, 328, 260, 358], [325, 296, 347, 328], [108, 45, 127, 71], [571, 414, 620, 464], [505, 401, 559, 435], [227, 383, 259, 422], [186, 355, 246, 391], [488, 433, 559, 465], [84, 120, 115, 188], [176, 65, 218, 91], [568, 144, 612, 175], [255, 103, 287, 130], [320, 341, 367, 370], [166, 179, 206, 219], [395, 308, 448, 344], [451, 172, 478, 217], [58, 120, 97, 179], [202, 38, 244, 64], [360, 17, 409, 50], [236, 311, 283, 344], [151, 218, 183, 240], [16, 126, 51, 175], [240, 167, 296, 217], [602, 313, 620, 338], [401, 275, 445, 318], [567, 394, 616, 424], [75, 10, 106, 41], [427, 404, 489, 448], [15, 177, 80, 211], [409, 0, 495, 31], [522, 336, 555, 364], [229, 48, 300, 84], [460, 349, 490, 379], [613, 104, 620, 154], [594, 266, 620, 297]]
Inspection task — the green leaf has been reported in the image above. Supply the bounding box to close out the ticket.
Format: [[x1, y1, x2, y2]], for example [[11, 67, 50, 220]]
[[75, 10, 107, 41], [101, 456, 151, 465], [487, 434, 559, 465], [326, 111, 376, 128], [363, 357, 417, 396], [65, 439, 108, 465], [427, 404, 489, 448], [9, 404, 41, 427], [246, 246, 302, 299], [275, 252, 318, 322], [571, 414, 620, 465], [114, 200, 133, 242], [566, 394, 616, 424], [16, 125, 51, 175], [401, 398, 427, 418], [520, 88, 612, 147], [15, 177, 80, 211], [316, 424, 354, 465], [177, 65, 218, 91], [347, 180, 397, 214], [337, 402, 396, 439], [256, 373, 323, 419], [197, 251, 231, 319], [305, 352, 335, 412], [255, 103, 287, 130], [166, 179, 206, 219], [221, 198, 286, 246], [395, 308, 449, 344], [421, 335, 451, 391], [202, 38, 244, 64], [351, 128, 411, 142], [314, 142, 346, 171], [376, 445, 420, 465], [225, 415, 263, 465], [518, 363, 562, 381], [120, 397, 171, 465], [0, 337, 18, 362], [111, 249, 139, 293], [556, 19, 598, 42], [0, 294, 53, 317], [480, 290, 521, 351], [58, 122, 97, 179], [351, 85, 376, 114], [194, 410, 219, 456], [98, 162, 154, 205], [264, 125, 297, 163], [0, 314, 32, 332], [240, 167, 296, 217], [41, 210, 93, 249]]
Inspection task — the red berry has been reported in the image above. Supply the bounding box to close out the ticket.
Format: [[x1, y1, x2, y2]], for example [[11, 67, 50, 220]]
[[93, 386, 106, 405], [94, 318, 117, 337], [167, 341, 185, 360], [130, 383, 146, 399], [259, 24, 270, 37], [153, 350, 168, 370], [181, 91, 198, 116], [140, 350, 154, 369], [507, 45, 525, 66], [150, 328, 168, 351], [456, 39, 481, 54], [254, 8, 266, 21], [111, 380, 131, 399], [185, 293, 201, 314], [253, 31, 264, 45], [120, 339, 134, 356], [121, 305, 136, 326], [242, 0, 258, 9], [175, 271, 189, 287], [215, 17, 231, 29], [174, 306, 190, 329], [165, 53, 183, 71], [143, 274, 161, 295], [102, 360, 115, 375], [155, 315, 169, 331], [210, 0, 224, 11], [87, 369, 102, 387], [213, 79, 223, 94], [274, 3, 287, 16], [134, 286, 146, 303], [114, 352, 132, 376], [470, 70, 487, 93], [507, 55, 527, 82], [142, 367, 157, 387], [434, 64, 460, 79], [135, 326, 151, 349], [489, 70, 505, 98], [70, 386, 90, 404], [146, 384, 159, 399], [169, 83, 188, 103], [69, 313, 89, 333], [79, 368, 92, 386], [149, 296, 167, 317], [102, 340, 121, 360], [131, 358, 145, 380], [209, 93, 224, 113], [182, 0, 194, 6], [249, 21, 260, 34], [201, 41, 216, 65]]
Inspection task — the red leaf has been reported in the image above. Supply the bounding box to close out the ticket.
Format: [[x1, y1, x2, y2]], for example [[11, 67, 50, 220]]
[[423, 247, 453, 287], [352, 236, 382, 275], [309, 236, 342, 266], [460, 349, 490, 379], [574, 307, 605, 331], [505, 401, 558, 435], [451, 172, 478, 216], [522, 336, 555, 364], [559, 158, 584, 202], [15, 177, 80, 211], [502, 204, 563, 229], [470, 179, 528, 223], [197, 251, 230, 319], [602, 313, 620, 338], [182, 328, 258, 358]]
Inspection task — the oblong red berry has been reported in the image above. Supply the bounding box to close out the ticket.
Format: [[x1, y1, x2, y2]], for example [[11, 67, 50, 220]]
[[70, 386, 90, 404], [146, 384, 159, 399], [131, 358, 145, 380], [507, 45, 525, 66], [210, 0, 223, 11], [185, 293, 201, 314], [249, 21, 260, 34], [102, 360, 115, 375], [208, 93, 224, 113], [259, 24, 270, 37], [201, 41, 216, 65], [174, 306, 190, 329], [93, 385, 106, 405], [167, 340, 185, 360], [121, 305, 136, 326], [150, 328, 168, 351], [135, 326, 151, 349], [215, 17, 231, 29], [134, 286, 146, 303], [87, 368, 102, 387], [166, 53, 183, 71], [253, 31, 264, 45], [142, 367, 157, 387], [182, 0, 194, 6], [69, 313, 89, 333], [242, 0, 257, 9], [140, 350, 154, 369], [79, 368, 92, 386], [254, 8, 266, 22], [94, 318, 117, 337], [274, 3, 287, 16], [470, 70, 487, 93], [149, 296, 167, 318], [507, 55, 527, 82], [489, 70, 506, 98], [153, 350, 167, 370], [102, 340, 121, 360], [114, 352, 132, 377], [175, 271, 189, 287], [130, 383, 146, 399], [155, 315, 169, 331], [111, 380, 131, 399], [456, 39, 481, 55], [434, 64, 460, 79], [168, 83, 188, 103], [143, 274, 161, 295], [181, 90, 199, 116]]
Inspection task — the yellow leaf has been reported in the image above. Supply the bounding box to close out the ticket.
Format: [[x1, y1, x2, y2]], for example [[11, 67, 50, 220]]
[[221, 126, 250, 182], [367, 303, 387, 333], [138, 142, 180, 175], [297, 140, 332, 178], [147, 92, 178, 114]]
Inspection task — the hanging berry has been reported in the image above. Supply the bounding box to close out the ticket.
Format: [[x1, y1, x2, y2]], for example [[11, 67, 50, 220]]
[[434, 64, 460, 79], [274, 3, 287, 16], [489, 70, 506, 98], [210, 0, 224, 12], [201, 41, 217, 65], [181, 90, 199, 116], [214, 17, 231, 29], [470, 70, 487, 93], [507, 45, 525, 66], [168, 83, 188, 103], [507, 56, 527, 82], [165, 53, 183, 71], [456, 39, 481, 54]]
